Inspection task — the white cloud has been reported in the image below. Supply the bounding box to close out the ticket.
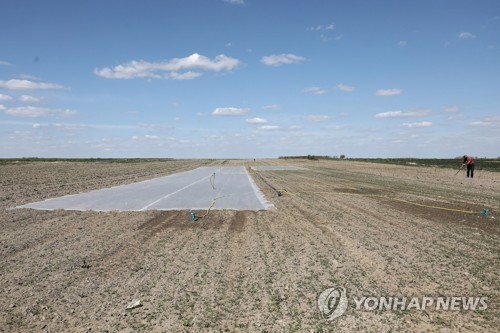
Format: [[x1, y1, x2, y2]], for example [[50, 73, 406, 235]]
[[260, 54, 305, 67], [307, 25, 323, 31], [375, 109, 431, 118], [402, 121, 432, 128], [3, 105, 78, 118], [443, 106, 459, 113], [261, 104, 280, 110], [376, 88, 402, 96], [0, 60, 12, 66], [61, 109, 79, 117], [470, 116, 500, 128], [168, 71, 203, 80], [336, 84, 354, 92], [1, 120, 139, 131], [326, 125, 345, 130], [145, 134, 159, 139], [246, 117, 268, 124], [212, 107, 250, 116], [95, 53, 240, 79], [458, 32, 476, 39], [51, 123, 90, 131], [3, 106, 50, 117], [305, 115, 330, 122], [17, 74, 40, 80], [19, 95, 41, 103], [0, 79, 64, 90], [223, 0, 244, 4], [258, 125, 280, 131], [255, 125, 302, 132], [0, 94, 13, 102], [302, 86, 326, 95], [397, 41, 407, 47], [443, 106, 464, 120], [307, 22, 335, 31], [308, 22, 340, 43]]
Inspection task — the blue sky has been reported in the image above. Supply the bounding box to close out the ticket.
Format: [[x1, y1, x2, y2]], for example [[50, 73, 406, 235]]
[[1, 0, 499, 158]]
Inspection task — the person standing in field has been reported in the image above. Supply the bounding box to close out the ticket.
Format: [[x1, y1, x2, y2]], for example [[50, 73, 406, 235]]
[[462, 155, 475, 178]]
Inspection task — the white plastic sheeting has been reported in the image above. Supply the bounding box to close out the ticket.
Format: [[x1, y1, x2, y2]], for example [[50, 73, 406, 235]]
[[17, 166, 273, 212]]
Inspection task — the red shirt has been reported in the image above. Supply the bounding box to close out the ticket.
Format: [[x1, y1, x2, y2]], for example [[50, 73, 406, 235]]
[[464, 156, 475, 165]]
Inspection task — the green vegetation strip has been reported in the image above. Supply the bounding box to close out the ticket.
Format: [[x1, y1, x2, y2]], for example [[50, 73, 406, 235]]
[[351, 158, 500, 172]]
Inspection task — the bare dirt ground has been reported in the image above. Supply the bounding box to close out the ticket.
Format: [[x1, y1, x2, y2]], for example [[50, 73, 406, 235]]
[[1, 159, 498, 332]]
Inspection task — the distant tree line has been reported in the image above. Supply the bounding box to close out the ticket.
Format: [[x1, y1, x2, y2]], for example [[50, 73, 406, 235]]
[[0, 157, 175, 165], [279, 155, 346, 160], [351, 157, 500, 172]]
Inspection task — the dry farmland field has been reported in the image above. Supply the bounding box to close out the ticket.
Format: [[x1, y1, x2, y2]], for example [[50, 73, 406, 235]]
[[1, 159, 499, 332]]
